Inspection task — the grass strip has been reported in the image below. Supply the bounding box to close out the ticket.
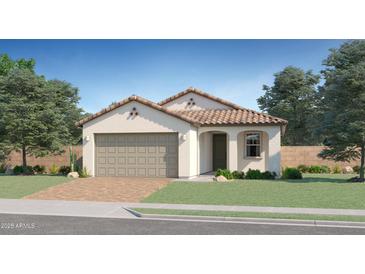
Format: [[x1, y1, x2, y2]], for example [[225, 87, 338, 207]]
[[132, 208, 365, 223]]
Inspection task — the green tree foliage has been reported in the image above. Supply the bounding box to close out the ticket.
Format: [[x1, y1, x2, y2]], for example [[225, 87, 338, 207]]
[[318, 40, 365, 180], [0, 55, 85, 168], [0, 54, 35, 76], [257, 66, 320, 145]]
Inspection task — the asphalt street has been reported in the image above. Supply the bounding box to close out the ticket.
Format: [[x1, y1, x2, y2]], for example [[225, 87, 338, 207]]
[[1, 213, 365, 234]]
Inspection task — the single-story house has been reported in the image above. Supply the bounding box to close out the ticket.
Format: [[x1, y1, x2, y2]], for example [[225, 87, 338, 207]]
[[76, 88, 287, 178]]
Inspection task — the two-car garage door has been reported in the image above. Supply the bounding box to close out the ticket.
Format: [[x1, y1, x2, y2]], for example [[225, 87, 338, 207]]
[[95, 133, 178, 177]]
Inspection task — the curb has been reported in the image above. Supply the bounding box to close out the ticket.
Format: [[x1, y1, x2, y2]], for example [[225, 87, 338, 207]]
[[135, 212, 365, 229]]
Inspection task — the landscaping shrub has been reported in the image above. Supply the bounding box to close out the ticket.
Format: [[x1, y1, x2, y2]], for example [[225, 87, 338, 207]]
[[215, 169, 233, 179], [332, 164, 342, 174], [320, 165, 331, 173], [78, 167, 90, 178], [0, 163, 6, 173], [13, 165, 34, 175], [231, 170, 244, 179], [33, 165, 46, 174], [297, 164, 308, 173], [281, 167, 302, 179], [49, 164, 59, 175], [307, 165, 322, 173], [261, 171, 277, 180], [13, 166, 23, 175], [245, 169, 262, 179], [353, 165, 360, 174], [59, 166, 71, 175]]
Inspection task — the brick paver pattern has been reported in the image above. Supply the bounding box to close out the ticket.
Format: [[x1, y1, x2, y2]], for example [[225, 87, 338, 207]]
[[23, 177, 171, 202]]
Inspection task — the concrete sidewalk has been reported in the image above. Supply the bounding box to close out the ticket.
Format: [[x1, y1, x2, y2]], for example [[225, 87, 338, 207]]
[[1, 199, 365, 218], [0, 199, 136, 219]]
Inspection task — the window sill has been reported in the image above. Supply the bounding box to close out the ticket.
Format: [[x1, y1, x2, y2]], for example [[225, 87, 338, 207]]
[[244, 156, 263, 160]]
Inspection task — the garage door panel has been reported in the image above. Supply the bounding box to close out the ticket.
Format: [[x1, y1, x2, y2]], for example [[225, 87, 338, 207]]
[[159, 168, 167, 177], [98, 157, 106, 164], [97, 147, 106, 153], [95, 133, 178, 177], [108, 168, 116, 176], [128, 168, 136, 176], [137, 168, 146, 176], [147, 157, 156, 164], [117, 168, 126, 176], [137, 157, 146, 164]]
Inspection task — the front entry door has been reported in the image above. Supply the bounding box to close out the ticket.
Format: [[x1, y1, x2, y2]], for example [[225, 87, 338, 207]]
[[213, 134, 227, 170]]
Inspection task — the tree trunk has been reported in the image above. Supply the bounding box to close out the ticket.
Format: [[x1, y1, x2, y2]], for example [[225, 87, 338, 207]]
[[360, 144, 365, 180], [22, 144, 27, 168]]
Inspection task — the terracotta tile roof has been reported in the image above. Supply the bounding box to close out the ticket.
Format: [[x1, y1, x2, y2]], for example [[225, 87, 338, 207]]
[[171, 109, 287, 126], [158, 87, 245, 110], [76, 88, 287, 127], [76, 95, 199, 127]]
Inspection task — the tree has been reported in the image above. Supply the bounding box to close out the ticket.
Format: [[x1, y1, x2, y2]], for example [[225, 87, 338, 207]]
[[0, 54, 35, 76], [0, 67, 85, 169], [318, 40, 365, 181], [257, 66, 320, 145]]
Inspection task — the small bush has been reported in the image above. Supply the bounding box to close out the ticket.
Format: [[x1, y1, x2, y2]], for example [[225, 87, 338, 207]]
[[13, 165, 34, 175], [353, 165, 360, 174], [297, 164, 308, 173], [307, 165, 322, 173], [320, 165, 331, 173], [59, 166, 71, 176], [0, 163, 6, 173], [13, 166, 23, 175], [215, 169, 233, 180], [33, 165, 46, 174], [231, 170, 244, 179], [78, 167, 90, 178], [245, 169, 262, 179], [49, 164, 59, 175], [332, 164, 342, 174], [282, 167, 302, 179], [261, 171, 277, 180]]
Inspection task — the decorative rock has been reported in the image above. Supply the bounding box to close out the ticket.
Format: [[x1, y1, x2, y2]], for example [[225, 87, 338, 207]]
[[214, 175, 228, 182], [343, 166, 353, 174], [67, 171, 79, 178]]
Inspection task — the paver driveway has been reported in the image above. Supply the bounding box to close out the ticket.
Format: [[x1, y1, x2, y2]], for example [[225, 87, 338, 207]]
[[23, 177, 171, 202]]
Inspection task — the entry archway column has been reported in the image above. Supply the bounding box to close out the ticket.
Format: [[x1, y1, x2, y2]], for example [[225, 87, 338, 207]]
[[227, 132, 238, 171]]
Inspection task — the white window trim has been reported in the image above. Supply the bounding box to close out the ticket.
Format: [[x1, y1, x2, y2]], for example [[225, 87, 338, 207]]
[[244, 132, 262, 159]]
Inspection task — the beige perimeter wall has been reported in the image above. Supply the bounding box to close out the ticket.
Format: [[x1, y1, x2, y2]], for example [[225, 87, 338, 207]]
[[6, 145, 360, 170], [6, 146, 83, 169], [281, 146, 360, 168]]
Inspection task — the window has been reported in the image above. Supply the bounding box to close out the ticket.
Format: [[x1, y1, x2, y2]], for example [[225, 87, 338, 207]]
[[245, 133, 261, 157]]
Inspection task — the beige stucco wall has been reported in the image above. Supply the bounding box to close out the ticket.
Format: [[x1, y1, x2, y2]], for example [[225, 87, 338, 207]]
[[163, 93, 232, 111], [198, 126, 281, 175], [199, 132, 213, 174], [82, 101, 198, 178]]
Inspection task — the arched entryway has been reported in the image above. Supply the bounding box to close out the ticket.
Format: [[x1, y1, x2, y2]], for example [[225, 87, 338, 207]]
[[199, 130, 228, 174]]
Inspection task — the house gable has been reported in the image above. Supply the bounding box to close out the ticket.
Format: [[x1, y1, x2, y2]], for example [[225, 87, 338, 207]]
[[159, 87, 245, 111], [161, 91, 232, 111]]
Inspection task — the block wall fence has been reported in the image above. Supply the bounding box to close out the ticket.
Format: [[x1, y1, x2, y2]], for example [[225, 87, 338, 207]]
[[5, 145, 360, 170]]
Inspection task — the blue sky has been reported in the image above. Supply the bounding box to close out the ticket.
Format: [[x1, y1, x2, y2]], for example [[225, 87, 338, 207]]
[[0, 40, 344, 113]]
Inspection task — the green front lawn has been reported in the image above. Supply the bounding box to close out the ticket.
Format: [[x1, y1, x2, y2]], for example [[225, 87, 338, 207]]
[[143, 174, 365, 209], [0, 175, 70, 199], [132, 208, 365, 223]]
